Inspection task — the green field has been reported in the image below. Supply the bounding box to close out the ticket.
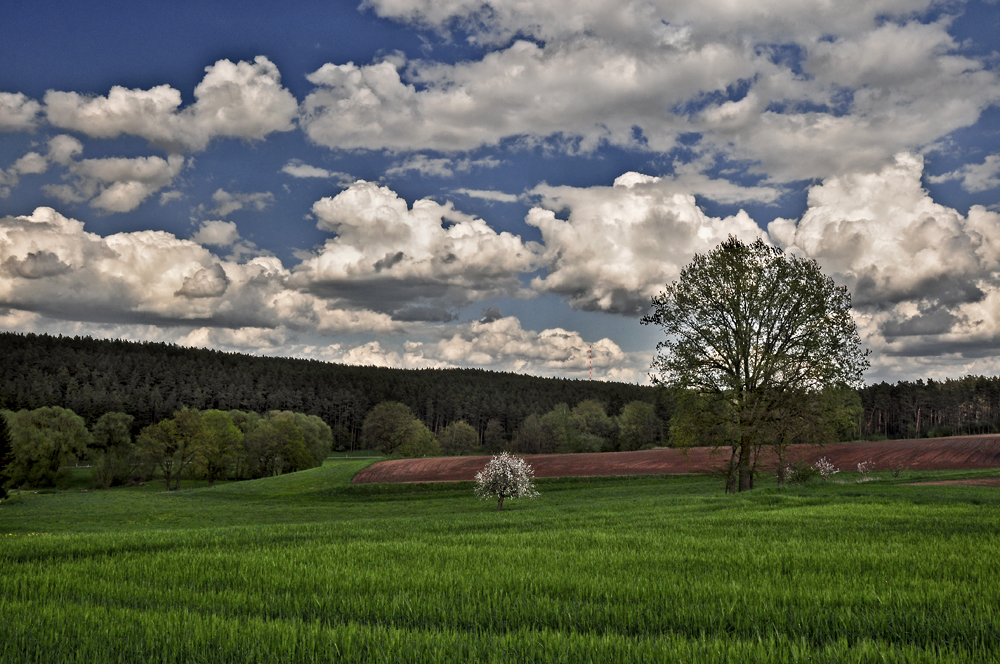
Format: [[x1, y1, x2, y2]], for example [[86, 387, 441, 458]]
[[2, 462, 1000, 663]]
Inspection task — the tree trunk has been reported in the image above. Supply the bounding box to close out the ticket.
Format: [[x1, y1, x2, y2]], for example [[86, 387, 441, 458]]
[[725, 448, 738, 494], [775, 446, 787, 485], [497, 495, 505, 511], [738, 441, 752, 492]]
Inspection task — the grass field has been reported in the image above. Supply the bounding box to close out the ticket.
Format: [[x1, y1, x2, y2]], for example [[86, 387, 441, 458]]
[[2, 462, 1000, 663]]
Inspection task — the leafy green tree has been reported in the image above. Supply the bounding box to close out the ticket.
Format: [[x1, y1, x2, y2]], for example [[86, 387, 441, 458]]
[[395, 424, 440, 458], [539, 404, 578, 453], [239, 418, 283, 479], [270, 411, 332, 466], [89, 411, 137, 488], [438, 420, 480, 456], [2, 406, 92, 488], [137, 419, 182, 490], [271, 416, 315, 473], [228, 410, 262, 434], [641, 236, 869, 492], [571, 400, 617, 451], [0, 413, 12, 498], [482, 418, 506, 453], [617, 401, 662, 451], [193, 410, 242, 487], [361, 402, 438, 457], [511, 414, 544, 454]]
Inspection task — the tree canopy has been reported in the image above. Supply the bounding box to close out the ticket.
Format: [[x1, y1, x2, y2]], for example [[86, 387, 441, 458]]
[[641, 236, 869, 492]]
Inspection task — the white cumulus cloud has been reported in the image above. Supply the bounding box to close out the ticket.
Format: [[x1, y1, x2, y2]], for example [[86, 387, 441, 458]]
[[0, 207, 400, 336], [44, 56, 298, 152], [0, 92, 41, 132], [304, 1, 999, 185], [292, 180, 542, 318], [527, 172, 766, 313], [43, 154, 186, 213], [929, 154, 1000, 193]]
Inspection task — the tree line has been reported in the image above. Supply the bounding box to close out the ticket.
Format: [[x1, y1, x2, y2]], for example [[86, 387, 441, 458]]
[[360, 398, 665, 457], [0, 406, 331, 493], [0, 332, 660, 448], [858, 376, 1000, 439]]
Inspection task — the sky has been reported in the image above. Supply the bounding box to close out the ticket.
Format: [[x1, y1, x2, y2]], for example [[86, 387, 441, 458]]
[[1, 0, 1000, 385]]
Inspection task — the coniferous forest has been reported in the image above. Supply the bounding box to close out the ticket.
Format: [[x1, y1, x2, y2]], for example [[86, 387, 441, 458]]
[[0, 332, 660, 448]]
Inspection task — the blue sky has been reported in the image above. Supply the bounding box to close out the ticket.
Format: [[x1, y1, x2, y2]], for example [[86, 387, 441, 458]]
[[1, 0, 1000, 383]]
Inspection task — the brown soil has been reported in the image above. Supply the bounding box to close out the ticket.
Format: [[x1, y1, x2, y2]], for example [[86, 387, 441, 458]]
[[351, 434, 1000, 484]]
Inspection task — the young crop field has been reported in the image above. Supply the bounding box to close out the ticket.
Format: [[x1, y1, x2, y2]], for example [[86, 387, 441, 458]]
[[2, 462, 1000, 663]]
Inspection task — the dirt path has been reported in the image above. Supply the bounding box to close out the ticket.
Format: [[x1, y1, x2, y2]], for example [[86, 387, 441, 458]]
[[352, 435, 1000, 484]]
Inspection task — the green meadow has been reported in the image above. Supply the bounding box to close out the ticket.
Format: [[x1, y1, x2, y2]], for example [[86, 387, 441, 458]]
[[2, 462, 1000, 663]]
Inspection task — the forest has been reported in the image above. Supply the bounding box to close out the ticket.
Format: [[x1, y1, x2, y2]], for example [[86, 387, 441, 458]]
[[858, 377, 1000, 439], [5, 332, 1000, 446], [0, 332, 661, 448]]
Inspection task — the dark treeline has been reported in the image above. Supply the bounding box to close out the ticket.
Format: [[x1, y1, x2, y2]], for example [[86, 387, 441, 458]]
[[859, 376, 1000, 439], [0, 332, 659, 449]]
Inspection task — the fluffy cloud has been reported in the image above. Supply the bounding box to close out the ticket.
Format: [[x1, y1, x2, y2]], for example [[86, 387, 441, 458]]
[[44, 56, 298, 152], [416, 314, 634, 378], [0, 207, 399, 335], [365, 0, 936, 44], [44, 154, 186, 213], [769, 153, 1000, 308], [0, 150, 50, 198], [191, 220, 240, 247], [929, 155, 1000, 193], [526, 172, 766, 313], [292, 180, 541, 319], [304, 2, 998, 184], [769, 153, 1000, 367], [0, 92, 41, 132], [301, 315, 642, 379]]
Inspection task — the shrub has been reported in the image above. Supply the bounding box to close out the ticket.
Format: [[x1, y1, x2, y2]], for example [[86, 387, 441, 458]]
[[787, 464, 820, 484], [814, 457, 839, 480]]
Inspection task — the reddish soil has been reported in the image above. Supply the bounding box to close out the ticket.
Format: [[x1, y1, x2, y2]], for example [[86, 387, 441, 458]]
[[351, 435, 1000, 484]]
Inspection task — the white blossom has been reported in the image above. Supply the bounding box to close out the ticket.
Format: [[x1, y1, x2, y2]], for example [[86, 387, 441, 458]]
[[814, 457, 840, 480], [474, 452, 539, 511]]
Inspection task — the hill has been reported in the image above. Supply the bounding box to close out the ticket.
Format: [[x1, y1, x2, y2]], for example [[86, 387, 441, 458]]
[[0, 332, 658, 446]]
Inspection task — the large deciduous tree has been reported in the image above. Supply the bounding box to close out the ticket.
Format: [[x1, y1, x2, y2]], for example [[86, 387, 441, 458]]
[[2, 406, 92, 488], [437, 420, 481, 456], [641, 236, 869, 493], [360, 402, 438, 457], [89, 411, 137, 488]]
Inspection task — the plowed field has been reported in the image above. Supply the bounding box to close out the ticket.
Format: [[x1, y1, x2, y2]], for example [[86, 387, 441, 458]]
[[352, 434, 1000, 484]]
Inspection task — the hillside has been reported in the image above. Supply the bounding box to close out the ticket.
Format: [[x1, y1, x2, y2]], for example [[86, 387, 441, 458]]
[[0, 332, 659, 446]]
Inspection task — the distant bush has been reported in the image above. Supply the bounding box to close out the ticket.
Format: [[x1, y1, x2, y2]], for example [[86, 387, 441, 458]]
[[786, 464, 820, 484]]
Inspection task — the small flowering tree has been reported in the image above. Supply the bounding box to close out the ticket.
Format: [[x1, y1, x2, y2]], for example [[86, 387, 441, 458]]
[[474, 452, 539, 511], [814, 457, 839, 480], [857, 460, 875, 481]]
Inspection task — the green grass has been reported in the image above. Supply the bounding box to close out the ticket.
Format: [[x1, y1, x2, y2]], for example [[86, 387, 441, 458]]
[[2, 464, 1000, 663]]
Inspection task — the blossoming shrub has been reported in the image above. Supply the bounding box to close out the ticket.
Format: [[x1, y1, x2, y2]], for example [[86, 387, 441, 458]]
[[814, 457, 839, 480], [474, 452, 539, 511]]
